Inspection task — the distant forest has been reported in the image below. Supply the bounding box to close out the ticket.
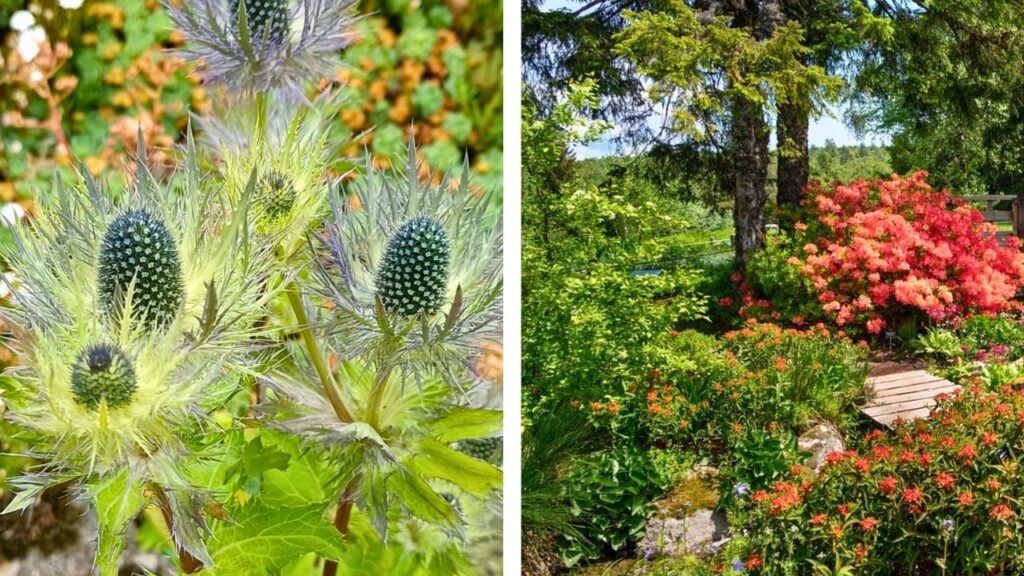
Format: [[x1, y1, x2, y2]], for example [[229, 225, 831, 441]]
[[574, 142, 892, 212]]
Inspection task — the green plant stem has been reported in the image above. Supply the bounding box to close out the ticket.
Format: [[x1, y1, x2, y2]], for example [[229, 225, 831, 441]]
[[285, 286, 355, 423], [364, 365, 393, 430]]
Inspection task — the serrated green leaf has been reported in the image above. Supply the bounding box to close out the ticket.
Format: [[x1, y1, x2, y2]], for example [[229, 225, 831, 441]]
[[92, 470, 147, 576], [409, 438, 502, 497], [385, 469, 459, 530], [207, 504, 345, 575], [429, 407, 502, 443]]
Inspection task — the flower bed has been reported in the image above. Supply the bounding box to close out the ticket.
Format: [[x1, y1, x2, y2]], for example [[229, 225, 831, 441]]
[[741, 383, 1024, 574]]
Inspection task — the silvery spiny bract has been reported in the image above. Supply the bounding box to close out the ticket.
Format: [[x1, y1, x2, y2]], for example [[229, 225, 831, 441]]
[[0, 136, 274, 573], [314, 144, 503, 385], [165, 0, 359, 96]]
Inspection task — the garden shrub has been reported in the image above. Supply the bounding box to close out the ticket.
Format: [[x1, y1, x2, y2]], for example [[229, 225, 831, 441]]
[[744, 172, 1024, 334], [523, 264, 707, 418], [741, 383, 1024, 575], [585, 324, 867, 466]]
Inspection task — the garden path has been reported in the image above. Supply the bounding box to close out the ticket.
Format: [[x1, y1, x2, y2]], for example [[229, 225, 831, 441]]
[[861, 369, 960, 427]]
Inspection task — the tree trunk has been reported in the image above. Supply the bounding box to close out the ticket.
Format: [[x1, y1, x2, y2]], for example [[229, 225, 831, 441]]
[[732, 94, 770, 270], [776, 99, 810, 213]]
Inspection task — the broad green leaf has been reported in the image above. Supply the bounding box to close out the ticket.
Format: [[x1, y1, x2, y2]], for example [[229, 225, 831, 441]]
[[91, 470, 146, 576], [385, 469, 459, 531], [410, 438, 502, 497], [429, 407, 502, 442], [208, 504, 346, 575]]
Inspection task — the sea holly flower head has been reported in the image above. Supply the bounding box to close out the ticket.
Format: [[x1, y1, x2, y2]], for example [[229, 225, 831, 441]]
[[98, 209, 185, 330], [314, 143, 502, 386], [70, 344, 138, 410], [0, 135, 274, 571], [212, 92, 342, 255], [376, 215, 451, 317], [166, 0, 359, 96]]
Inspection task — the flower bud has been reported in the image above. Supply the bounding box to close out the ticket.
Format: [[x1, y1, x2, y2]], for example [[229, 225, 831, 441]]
[[98, 210, 184, 329], [376, 216, 450, 316], [254, 171, 296, 230], [71, 344, 137, 410]]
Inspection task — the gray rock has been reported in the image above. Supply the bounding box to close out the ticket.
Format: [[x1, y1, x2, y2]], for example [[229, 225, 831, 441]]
[[13, 509, 175, 576], [636, 508, 729, 559], [799, 422, 845, 472]]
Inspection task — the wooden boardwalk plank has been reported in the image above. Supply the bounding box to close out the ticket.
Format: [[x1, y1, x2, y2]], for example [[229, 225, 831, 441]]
[[869, 384, 961, 405], [860, 370, 960, 428]]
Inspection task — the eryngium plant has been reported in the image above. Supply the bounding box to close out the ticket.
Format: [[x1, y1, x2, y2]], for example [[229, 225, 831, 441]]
[[165, 0, 358, 96], [314, 144, 503, 387], [261, 144, 502, 552], [0, 136, 273, 574]]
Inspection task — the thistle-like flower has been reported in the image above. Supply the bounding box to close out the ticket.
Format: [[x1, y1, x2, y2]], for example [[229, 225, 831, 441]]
[[165, 0, 359, 96], [259, 145, 503, 541], [0, 135, 273, 573], [314, 143, 503, 386], [208, 91, 344, 256], [376, 216, 451, 317]]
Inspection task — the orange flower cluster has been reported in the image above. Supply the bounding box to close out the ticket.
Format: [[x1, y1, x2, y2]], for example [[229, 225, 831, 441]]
[[788, 172, 1024, 331]]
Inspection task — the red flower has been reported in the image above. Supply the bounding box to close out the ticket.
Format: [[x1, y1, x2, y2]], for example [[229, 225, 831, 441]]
[[746, 555, 763, 569], [957, 443, 977, 463], [854, 458, 871, 474], [810, 513, 827, 526], [879, 476, 898, 495], [752, 490, 770, 503], [860, 517, 879, 532], [958, 491, 974, 507], [902, 486, 923, 505], [838, 503, 851, 517], [824, 452, 844, 466], [991, 503, 1015, 521], [935, 472, 956, 491], [981, 431, 999, 447]]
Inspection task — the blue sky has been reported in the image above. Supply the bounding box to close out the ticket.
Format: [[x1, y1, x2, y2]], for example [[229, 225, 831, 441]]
[[535, 0, 891, 158]]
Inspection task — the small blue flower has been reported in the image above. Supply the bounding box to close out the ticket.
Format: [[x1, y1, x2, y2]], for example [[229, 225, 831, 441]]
[[644, 549, 656, 561], [732, 558, 746, 571], [734, 482, 751, 497], [942, 518, 954, 533]]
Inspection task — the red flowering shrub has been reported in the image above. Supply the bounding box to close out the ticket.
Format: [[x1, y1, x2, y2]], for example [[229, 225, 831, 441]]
[[746, 172, 1024, 333], [741, 383, 1024, 574]]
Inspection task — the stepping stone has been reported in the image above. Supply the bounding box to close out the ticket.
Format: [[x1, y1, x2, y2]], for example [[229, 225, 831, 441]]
[[860, 370, 961, 428]]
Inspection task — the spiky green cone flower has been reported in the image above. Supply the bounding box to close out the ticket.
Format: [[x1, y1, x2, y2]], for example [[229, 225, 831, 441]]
[[376, 216, 451, 316], [0, 136, 274, 575], [229, 0, 289, 45], [70, 344, 137, 410], [254, 170, 297, 229], [310, 142, 502, 382], [98, 210, 184, 330], [212, 92, 342, 259]]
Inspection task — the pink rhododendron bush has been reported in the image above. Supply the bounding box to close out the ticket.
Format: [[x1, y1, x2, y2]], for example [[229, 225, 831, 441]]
[[743, 172, 1024, 334]]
